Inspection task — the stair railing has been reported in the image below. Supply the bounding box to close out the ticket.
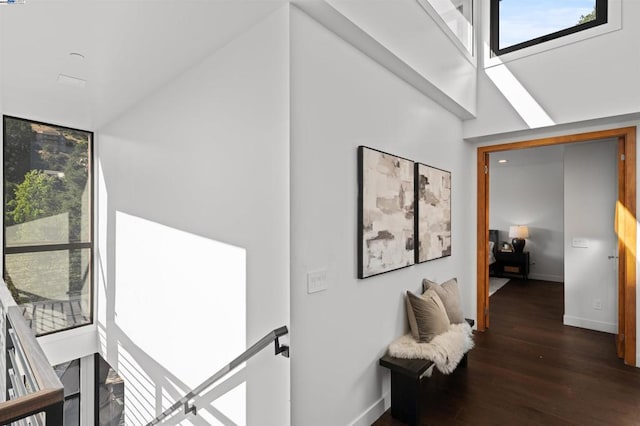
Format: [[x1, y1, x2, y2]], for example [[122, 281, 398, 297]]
[[0, 282, 64, 425], [146, 325, 289, 425]]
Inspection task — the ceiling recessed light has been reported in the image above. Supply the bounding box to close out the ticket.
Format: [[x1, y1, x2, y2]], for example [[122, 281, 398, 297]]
[[69, 52, 85, 60], [498, 159, 508, 164], [58, 74, 86, 88]]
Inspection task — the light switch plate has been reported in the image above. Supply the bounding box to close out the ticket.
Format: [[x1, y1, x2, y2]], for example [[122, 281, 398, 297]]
[[572, 238, 589, 248], [307, 269, 328, 294]]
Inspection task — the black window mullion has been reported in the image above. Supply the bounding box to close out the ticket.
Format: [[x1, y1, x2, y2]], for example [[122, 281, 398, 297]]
[[5, 242, 92, 255], [490, 0, 500, 56]]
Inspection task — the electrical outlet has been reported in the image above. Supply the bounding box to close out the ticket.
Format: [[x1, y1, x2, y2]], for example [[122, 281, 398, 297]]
[[593, 298, 602, 310], [307, 269, 328, 294]]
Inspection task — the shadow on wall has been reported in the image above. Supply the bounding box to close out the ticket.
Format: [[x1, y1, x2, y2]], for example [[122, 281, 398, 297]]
[[96, 321, 247, 426], [96, 159, 249, 425]]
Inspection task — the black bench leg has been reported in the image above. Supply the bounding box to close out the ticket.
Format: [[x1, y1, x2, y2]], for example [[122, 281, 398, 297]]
[[459, 353, 469, 368], [390, 371, 421, 426]]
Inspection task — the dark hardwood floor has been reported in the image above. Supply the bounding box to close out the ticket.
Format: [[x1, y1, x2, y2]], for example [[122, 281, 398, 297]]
[[373, 279, 640, 425]]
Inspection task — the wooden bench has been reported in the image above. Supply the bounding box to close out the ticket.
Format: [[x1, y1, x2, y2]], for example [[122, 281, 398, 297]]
[[379, 318, 474, 425]]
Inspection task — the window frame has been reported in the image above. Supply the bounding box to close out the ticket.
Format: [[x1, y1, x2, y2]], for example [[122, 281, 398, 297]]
[[2, 115, 94, 337], [94, 354, 125, 426], [54, 359, 81, 426], [416, 0, 476, 63], [490, 0, 608, 56]]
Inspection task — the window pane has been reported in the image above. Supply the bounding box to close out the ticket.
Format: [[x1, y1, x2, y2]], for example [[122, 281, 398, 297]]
[[499, 0, 597, 49], [4, 116, 91, 246], [4, 116, 93, 336], [54, 359, 80, 396], [63, 396, 80, 426], [54, 359, 80, 426], [5, 248, 91, 335], [96, 355, 125, 426]]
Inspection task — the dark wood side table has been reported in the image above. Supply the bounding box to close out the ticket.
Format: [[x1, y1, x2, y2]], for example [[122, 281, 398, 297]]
[[495, 251, 530, 280]]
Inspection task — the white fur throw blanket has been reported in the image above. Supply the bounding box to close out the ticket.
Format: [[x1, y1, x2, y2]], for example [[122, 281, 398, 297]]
[[388, 322, 474, 375]]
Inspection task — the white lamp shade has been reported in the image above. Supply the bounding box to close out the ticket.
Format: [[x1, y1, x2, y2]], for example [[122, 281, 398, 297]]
[[509, 225, 529, 239]]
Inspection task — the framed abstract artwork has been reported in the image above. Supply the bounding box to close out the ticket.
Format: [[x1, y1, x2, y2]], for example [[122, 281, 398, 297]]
[[415, 163, 451, 263], [358, 146, 415, 278]]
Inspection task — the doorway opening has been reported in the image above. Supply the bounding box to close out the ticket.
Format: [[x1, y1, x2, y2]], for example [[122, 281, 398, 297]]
[[476, 127, 636, 366]]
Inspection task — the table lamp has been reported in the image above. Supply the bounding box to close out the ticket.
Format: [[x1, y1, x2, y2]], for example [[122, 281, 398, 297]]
[[509, 225, 529, 253]]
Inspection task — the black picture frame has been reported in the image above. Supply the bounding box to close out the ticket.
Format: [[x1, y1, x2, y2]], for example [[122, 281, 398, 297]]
[[358, 146, 415, 279], [415, 162, 452, 263]]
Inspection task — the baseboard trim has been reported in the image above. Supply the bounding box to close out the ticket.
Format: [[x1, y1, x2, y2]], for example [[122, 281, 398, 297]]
[[563, 315, 617, 334], [349, 393, 389, 426], [528, 273, 563, 282]]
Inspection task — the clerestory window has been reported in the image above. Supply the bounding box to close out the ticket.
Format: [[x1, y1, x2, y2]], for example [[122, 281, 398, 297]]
[[418, 0, 474, 56], [490, 0, 607, 56], [3, 116, 93, 336]]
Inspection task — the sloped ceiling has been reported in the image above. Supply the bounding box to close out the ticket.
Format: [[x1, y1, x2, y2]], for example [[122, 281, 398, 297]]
[[0, 0, 285, 130]]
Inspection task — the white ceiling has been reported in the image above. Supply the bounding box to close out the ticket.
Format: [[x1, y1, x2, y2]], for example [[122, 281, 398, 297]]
[[0, 0, 285, 130]]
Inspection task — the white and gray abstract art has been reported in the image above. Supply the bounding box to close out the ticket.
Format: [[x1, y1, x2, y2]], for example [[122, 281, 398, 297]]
[[416, 163, 451, 262], [359, 147, 414, 278]]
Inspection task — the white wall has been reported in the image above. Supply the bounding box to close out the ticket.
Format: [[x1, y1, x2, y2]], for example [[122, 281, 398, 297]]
[[464, 0, 640, 140], [564, 139, 618, 333], [324, 0, 476, 117], [290, 7, 474, 425], [96, 7, 290, 426], [489, 146, 564, 282]]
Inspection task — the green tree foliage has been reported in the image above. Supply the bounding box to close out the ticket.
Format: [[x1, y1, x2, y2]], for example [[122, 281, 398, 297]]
[[578, 8, 596, 24], [60, 139, 89, 239], [4, 119, 33, 194], [8, 170, 60, 224], [4, 121, 89, 235]]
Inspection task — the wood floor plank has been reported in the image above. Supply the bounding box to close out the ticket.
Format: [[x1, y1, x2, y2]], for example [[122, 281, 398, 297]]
[[373, 280, 640, 426]]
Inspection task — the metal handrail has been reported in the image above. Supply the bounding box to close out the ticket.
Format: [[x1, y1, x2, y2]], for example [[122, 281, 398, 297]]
[[146, 325, 289, 425], [0, 280, 64, 424], [0, 306, 64, 424]]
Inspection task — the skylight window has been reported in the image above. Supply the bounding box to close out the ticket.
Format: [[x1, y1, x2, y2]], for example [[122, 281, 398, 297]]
[[490, 0, 607, 56]]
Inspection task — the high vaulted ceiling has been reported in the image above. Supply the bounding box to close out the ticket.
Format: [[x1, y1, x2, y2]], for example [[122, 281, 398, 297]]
[[0, 0, 285, 131]]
